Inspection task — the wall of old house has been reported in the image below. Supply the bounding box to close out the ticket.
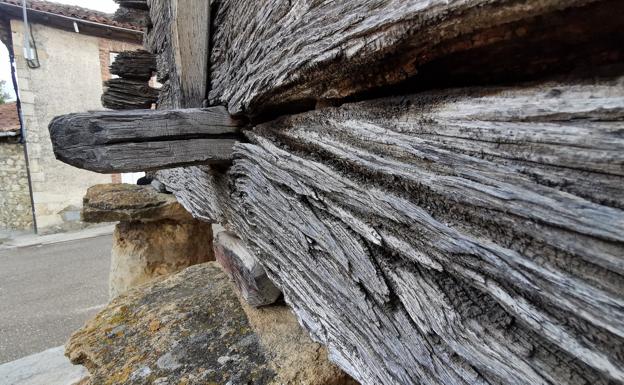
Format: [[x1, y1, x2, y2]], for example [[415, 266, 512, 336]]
[[0, 137, 32, 231], [10, 20, 141, 231]]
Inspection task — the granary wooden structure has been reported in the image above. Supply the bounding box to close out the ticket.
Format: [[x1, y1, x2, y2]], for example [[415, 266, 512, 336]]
[[49, 0, 624, 384]]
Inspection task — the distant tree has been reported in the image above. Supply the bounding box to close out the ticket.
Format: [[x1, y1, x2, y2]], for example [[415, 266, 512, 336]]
[[0, 80, 11, 104]]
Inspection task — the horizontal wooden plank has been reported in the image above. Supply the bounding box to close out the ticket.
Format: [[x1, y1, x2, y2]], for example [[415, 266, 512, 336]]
[[60, 139, 238, 173], [101, 78, 159, 110], [109, 50, 156, 80], [49, 107, 245, 173], [208, 0, 622, 116]]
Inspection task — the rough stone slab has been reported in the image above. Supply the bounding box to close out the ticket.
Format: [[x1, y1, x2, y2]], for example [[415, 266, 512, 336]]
[[110, 220, 214, 298], [214, 231, 282, 307], [82, 184, 193, 223], [66, 262, 355, 385], [239, 299, 358, 385]]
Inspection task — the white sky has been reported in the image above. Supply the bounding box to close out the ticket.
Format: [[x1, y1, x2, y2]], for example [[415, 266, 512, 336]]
[[0, 0, 119, 101]]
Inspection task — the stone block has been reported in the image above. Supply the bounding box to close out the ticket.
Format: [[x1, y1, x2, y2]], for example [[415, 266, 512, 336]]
[[66, 263, 356, 385], [214, 231, 282, 307], [82, 184, 193, 223], [109, 219, 214, 298], [60, 205, 82, 223]]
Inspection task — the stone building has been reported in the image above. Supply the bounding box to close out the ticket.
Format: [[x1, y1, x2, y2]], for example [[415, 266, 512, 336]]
[[0, 102, 31, 230], [0, 0, 143, 232]]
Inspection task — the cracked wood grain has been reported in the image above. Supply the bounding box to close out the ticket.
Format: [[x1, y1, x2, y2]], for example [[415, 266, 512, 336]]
[[209, 0, 621, 116], [222, 75, 624, 385], [48, 107, 244, 173]]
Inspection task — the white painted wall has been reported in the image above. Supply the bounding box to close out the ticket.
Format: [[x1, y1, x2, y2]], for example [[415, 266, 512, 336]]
[[11, 20, 112, 230]]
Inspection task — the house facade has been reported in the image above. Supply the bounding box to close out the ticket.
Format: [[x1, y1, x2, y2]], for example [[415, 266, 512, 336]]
[[0, 0, 143, 232]]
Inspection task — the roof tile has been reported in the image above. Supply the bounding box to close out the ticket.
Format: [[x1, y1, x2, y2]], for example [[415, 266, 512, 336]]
[[0, 102, 20, 133], [0, 0, 142, 31]]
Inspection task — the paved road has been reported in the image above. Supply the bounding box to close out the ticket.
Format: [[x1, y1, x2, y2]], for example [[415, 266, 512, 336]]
[[0, 235, 111, 364]]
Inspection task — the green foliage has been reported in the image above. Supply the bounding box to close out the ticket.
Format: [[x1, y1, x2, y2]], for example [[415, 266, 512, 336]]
[[0, 80, 12, 104]]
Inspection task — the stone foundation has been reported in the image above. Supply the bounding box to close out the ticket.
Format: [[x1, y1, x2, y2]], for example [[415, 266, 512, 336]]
[[67, 263, 356, 385], [82, 183, 215, 298], [0, 138, 32, 231], [110, 220, 213, 298]]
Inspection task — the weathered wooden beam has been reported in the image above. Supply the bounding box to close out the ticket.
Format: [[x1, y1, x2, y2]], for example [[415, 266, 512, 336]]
[[223, 76, 624, 385], [155, 166, 228, 223], [171, 0, 211, 108], [113, 6, 150, 26], [214, 231, 282, 307], [114, 0, 148, 10], [48, 107, 245, 173], [101, 78, 159, 110], [109, 50, 156, 80], [205, 0, 623, 116], [145, 0, 210, 109]]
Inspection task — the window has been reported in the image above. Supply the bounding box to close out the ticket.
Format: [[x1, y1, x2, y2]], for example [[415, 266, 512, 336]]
[[109, 52, 119, 79]]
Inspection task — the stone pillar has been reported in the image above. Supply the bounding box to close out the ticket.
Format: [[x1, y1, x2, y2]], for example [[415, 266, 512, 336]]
[[82, 184, 214, 298], [110, 219, 213, 298]]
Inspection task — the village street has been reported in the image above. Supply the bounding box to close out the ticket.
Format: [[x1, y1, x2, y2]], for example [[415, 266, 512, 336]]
[[0, 233, 111, 364]]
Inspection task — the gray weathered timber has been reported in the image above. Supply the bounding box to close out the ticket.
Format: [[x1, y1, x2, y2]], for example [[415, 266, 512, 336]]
[[155, 166, 228, 223], [114, 0, 147, 10], [208, 0, 621, 115], [144, 0, 177, 108], [48, 107, 244, 173], [144, 0, 209, 109], [113, 6, 149, 27], [109, 50, 156, 80], [170, 0, 211, 108], [221, 76, 624, 385], [214, 231, 282, 307], [101, 78, 159, 110]]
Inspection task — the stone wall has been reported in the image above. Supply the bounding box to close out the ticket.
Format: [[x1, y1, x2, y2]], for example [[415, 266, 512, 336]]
[[0, 137, 32, 230], [10, 20, 141, 231]]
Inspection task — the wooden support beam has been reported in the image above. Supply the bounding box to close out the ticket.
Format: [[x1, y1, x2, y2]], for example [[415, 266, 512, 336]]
[[204, 0, 623, 116], [114, 0, 148, 10], [214, 231, 282, 307], [109, 50, 156, 80], [145, 0, 211, 108], [48, 107, 245, 173], [101, 78, 159, 110], [171, 0, 211, 108]]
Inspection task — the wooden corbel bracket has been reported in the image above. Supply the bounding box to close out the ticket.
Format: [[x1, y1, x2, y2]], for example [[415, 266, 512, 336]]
[[48, 106, 245, 173]]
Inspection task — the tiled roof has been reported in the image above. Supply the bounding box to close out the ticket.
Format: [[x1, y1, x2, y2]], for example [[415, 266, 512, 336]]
[[0, 102, 20, 133], [0, 0, 142, 31]]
